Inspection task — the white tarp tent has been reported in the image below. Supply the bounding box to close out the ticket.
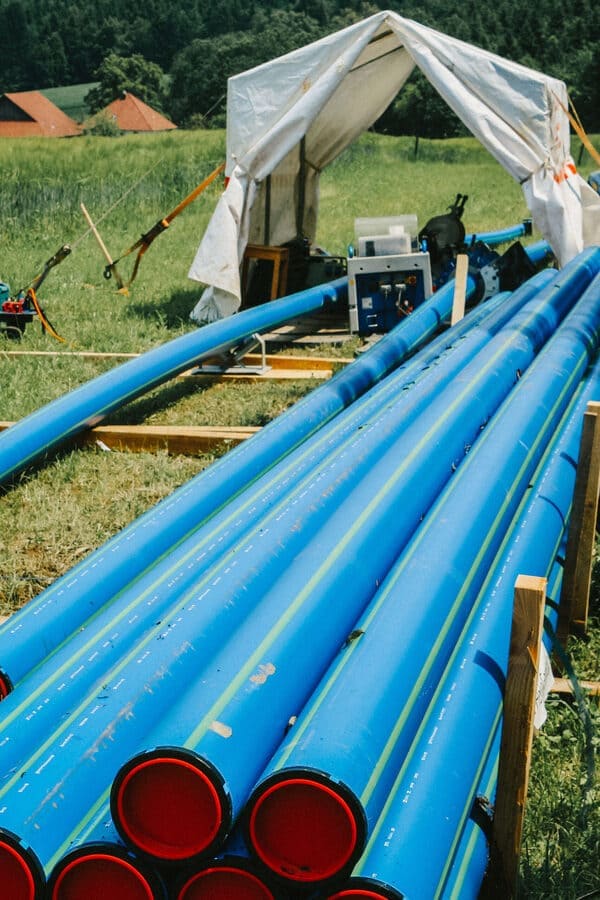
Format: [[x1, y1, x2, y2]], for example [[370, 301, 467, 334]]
[[189, 10, 600, 322]]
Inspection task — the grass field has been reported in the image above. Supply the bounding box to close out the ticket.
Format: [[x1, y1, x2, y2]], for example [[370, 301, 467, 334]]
[[0, 129, 598, 897]]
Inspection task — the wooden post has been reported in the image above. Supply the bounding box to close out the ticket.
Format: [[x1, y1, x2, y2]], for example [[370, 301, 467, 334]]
[[450, 253, 469, 326], [489, 574, 547, 898], [80, 203, 127, 293], [559, 401, 600, 638]]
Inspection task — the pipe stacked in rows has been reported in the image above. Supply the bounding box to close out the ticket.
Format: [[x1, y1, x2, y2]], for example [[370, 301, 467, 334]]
[[111, 262, 599, 876], [0, 247, 598, 900], [0, 271, 476, 697], [242, 261, 600, 889]]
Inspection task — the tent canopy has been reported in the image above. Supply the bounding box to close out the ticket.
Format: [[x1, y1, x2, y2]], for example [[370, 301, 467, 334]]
[[189, 10, 600, 321]]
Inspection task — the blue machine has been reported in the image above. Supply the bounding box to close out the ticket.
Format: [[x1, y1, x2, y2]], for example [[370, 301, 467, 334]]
[[348, 216, 433, 335], [348, 203, 540, 336], [348, 249, 433, 335]]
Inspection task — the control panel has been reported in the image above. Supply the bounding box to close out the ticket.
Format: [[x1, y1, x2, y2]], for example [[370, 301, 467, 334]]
[[348, 252, 433, 335]]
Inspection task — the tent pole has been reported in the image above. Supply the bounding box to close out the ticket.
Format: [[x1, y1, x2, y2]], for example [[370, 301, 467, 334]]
[[296, 137, 306, 238], [264, 175, 271, 244]]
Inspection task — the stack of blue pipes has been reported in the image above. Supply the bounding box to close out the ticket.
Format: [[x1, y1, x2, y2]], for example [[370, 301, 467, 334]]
[[0, 245, 598, 900]]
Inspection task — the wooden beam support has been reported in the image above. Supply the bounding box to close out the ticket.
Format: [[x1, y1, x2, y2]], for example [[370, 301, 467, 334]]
[[551, 677, 600, 697], [242, 353, 348, 371], [0, 349, 350, 371], [0, 350, 139, 360], [559, 401, 600, 638], [180, 366, 332, 382], [450, 253, 469, 326], [490, 574, 547, 898], [0, 423, 260, 455]]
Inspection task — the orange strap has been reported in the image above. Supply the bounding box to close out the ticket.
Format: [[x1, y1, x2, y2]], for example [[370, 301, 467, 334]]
[[553, 92, 600, 167], [112, 161, 226, 290], [164, 161, 226, 225], [27, 288, 67, 344]]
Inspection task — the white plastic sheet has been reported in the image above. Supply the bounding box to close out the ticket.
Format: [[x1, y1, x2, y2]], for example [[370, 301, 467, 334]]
[[190, 10, 600, 322]]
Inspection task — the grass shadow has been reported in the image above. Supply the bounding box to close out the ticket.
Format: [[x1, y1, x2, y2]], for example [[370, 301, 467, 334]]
[[128, 286, 203, 330], [105, 378, 210, 425]]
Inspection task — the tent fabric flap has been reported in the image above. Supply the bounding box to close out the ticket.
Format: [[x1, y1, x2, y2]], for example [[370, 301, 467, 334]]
[[189, 10, 600, 323]]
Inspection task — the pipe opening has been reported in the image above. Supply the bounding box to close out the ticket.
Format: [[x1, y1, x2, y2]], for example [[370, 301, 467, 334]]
[[178, 866, 274, 900], [52, 853, 155, 900], [328, 891, 389, 899], [0, 670, 13, 699], [0, 836, 39, 900], [248, 777, 358, 883], [115, 756, 223, 860]]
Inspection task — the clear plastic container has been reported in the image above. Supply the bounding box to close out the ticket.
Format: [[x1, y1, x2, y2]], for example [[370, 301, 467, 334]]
[[354, 215, 418, 241]]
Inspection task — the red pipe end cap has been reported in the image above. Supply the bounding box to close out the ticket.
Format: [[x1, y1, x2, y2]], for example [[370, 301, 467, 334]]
[[52, 854, 154, 900], [327, 891, 388, 899], [116, 756, 223, 860], [0, 842, 36, 900], [0, 672, 12, 699], [249, 777, 358, 883], [179, 867, 274, 900]]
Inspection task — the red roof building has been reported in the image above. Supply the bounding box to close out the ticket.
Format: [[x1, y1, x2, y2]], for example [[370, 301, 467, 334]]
[[0, 91, 81, 137], [98, 92, 176, 132]]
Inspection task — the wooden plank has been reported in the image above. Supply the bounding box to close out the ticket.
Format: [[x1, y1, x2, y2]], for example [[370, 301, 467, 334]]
[[263, 329, 352, 347], [551, 677, 600, 697], [180, 367, 332, 382], [559, 401, 600, 638], [450, 253, 469, 326], [0, 350, 139, 360], [0, 423, 260, 455], [242, 353, 351, 370], [88, 424, 259, 454], [491, 574, 547, 898], [0, 349, 350, 369]]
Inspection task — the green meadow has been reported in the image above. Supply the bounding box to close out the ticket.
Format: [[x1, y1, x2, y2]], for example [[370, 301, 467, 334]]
[[0, 129, 598, 897]]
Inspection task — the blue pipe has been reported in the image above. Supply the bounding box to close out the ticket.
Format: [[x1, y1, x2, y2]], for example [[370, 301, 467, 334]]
[[0, 284, 537, 722], [0, 263, 574, 881], [324, 725, 503, 900], [0, 244, 545, 692], [0, 267, 568, 885], [523, 239, 554, 266], [0, 279, 346, 487], [241, 257, 600, 887], [439, 723, 501, 900], [103, 253, 600, 866], [338, 301, 600, 898], [0, 271, 475, 693], [0, 284, 548, 898], [0, 278, 548, 888], [440, 558, 563, 900], [0, 278, 347, 483], [0, 285, 540, 783], [465, 222, 529, 245]]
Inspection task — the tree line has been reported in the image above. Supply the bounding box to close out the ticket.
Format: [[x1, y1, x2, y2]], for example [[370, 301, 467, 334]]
[[1, 0, 598, 135]]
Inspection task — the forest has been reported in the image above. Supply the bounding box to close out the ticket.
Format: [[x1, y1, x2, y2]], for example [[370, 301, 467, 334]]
[[1, 0, 598, 135]]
